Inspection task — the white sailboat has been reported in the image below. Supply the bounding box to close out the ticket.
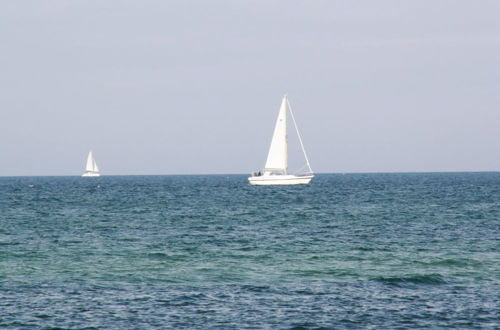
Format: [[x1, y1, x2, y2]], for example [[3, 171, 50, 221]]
[[248, 95, 314, 185], [81, 151, 101, 177]]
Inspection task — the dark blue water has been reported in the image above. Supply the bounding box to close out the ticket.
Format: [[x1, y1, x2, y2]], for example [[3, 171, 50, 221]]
[[0, 173, 499, 329]]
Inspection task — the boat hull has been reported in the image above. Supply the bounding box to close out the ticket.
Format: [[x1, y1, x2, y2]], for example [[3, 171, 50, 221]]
[[81, 172, 100, 177], [248, 174, 313, 185]]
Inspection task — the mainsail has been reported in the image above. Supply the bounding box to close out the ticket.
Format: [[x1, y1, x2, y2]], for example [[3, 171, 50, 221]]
[[264, 96, 288, 173], [85, 151, 96, 172]]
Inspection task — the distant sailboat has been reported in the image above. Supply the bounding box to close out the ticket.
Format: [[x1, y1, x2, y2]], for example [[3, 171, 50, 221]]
[[248, 95, 313, 185], [81, 151, 100, 177]]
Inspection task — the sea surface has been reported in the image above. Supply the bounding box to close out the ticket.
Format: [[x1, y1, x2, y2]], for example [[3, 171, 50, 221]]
[[0, 173, 499, 329]]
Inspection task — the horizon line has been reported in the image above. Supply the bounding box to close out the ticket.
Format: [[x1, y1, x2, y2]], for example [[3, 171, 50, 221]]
[[1, 170, 500, 178]]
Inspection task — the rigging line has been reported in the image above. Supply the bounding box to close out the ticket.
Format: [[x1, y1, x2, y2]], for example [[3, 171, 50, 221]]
[[286, 97, 313, 173]]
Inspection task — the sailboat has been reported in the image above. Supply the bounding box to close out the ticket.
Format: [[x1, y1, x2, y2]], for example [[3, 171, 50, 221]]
[[248, 95, 314, 185], [81, 151, 101, 177]]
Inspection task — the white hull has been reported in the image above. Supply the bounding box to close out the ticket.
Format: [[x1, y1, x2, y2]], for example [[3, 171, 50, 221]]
[[248, 174, 313, 185], [81, 172, 100, 177]]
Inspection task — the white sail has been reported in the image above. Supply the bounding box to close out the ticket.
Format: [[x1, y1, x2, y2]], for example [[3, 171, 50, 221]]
[[85, 151, 95, 172], [287, 97, 313, 174], [264, 95, 288, 172], [93, 159, 99, 172]]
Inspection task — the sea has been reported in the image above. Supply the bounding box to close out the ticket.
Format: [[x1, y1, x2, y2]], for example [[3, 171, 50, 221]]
[[0, 173, 498, 329]]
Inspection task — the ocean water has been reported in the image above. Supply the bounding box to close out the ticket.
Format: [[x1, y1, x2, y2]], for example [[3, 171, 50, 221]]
[[0, 173, 498, 329]]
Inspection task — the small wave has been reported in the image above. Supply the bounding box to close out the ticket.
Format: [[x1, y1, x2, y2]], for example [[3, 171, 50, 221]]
[[119, 237, 140, 242], [0, 241, 21, 246], [430, 258, 480, 267], [289, 322, 324, 329], [146, 252, 186, 261], [355, 246, 391, 252], [414, 258, 481, 267], [147, 252, 169, 259], [294, 269, 356, 277], [355, 246, 375, 251], [236, 246, 258, 251], [375, 273, 447, 286], [240, 284, 270, 293]]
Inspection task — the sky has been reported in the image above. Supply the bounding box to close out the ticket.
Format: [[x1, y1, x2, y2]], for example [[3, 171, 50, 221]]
[[1, 0, 500, 176]]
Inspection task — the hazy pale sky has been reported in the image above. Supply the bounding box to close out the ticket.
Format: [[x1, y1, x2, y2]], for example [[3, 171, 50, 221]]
[[1, 1, 499, 176]]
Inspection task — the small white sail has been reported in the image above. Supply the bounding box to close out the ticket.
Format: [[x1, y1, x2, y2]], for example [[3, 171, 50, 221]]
[[82, 151, 100, 177], [287, 97, 313, 175], [85, 151, 95, 172], [264, 96, 288, 173], [93, 159, 99, 172]]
